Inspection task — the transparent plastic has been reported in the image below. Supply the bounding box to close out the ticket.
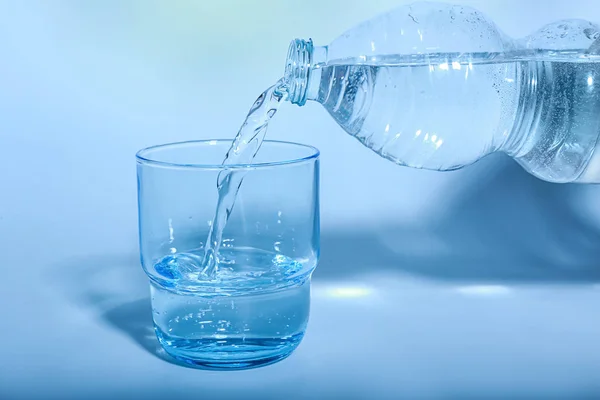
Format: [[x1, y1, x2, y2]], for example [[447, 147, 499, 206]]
[[284, 1, 600, 183]]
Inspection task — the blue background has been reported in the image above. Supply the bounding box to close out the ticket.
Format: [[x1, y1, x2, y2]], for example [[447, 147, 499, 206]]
[[1, 0, 600, 398]]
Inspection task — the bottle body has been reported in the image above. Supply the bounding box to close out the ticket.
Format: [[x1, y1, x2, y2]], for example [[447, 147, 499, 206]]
[[312, 57, 517, 171], [284, 2, 600, 183], [512, 60, 600, 183], [313, 57, 600, 183]]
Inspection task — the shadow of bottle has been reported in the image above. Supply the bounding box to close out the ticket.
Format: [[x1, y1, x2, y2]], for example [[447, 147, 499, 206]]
[[315, 158, 600, 283]]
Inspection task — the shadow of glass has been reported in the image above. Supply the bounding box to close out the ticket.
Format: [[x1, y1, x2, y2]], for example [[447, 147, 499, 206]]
[[315, 160, 600, 283], [47, 254, 190, 367]]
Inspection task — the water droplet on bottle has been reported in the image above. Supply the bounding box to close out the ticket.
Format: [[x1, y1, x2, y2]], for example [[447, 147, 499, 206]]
[[584, 28, 600, 40]]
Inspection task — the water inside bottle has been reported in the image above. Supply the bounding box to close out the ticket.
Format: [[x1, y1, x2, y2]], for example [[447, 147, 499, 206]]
[[312, 50, 600, 182]]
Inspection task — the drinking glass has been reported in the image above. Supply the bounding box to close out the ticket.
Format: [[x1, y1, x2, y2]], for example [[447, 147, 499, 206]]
[[136, 140, 320, 369]]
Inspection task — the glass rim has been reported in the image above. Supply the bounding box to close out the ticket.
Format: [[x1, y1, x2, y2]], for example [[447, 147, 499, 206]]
[[136, 139, 320, 170]]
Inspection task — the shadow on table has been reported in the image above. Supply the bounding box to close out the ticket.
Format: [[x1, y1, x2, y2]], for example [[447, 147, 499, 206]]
[[49, 158, 600, 366], [316, 159, 600, 283], [48, 253, 192, 368]]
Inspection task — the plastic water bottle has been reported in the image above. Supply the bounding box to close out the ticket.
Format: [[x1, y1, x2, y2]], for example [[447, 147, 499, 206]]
[[282, 1, 600, 183]]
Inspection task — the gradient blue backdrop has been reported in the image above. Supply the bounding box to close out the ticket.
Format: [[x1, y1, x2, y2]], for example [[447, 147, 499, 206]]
[[1, 0, 600, 398]]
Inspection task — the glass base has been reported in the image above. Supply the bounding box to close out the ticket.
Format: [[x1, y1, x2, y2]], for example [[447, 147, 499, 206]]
[[155, 327, 304, 370]]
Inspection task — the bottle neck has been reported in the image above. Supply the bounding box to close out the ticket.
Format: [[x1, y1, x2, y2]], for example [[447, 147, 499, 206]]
[[284, 39, 328, 106]]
